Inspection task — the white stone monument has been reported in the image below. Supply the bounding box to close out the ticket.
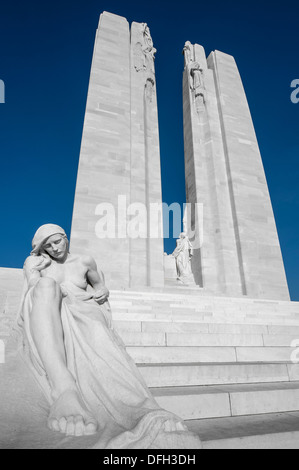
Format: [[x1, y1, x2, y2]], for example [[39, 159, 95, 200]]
[[1, 12, 299, 450]]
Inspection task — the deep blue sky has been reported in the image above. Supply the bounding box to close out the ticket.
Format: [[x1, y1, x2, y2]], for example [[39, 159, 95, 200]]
[[0, 0, 299, 299]]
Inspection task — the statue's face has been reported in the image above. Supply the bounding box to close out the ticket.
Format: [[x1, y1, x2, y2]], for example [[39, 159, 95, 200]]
[[43, 234, 68, 260]]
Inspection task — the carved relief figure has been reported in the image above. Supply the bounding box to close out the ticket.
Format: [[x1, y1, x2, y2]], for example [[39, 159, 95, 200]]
[[183, 41, 193, 67], [14, 224, 201, 448], [183, 41, 206, 113], [134, 23, 156, 75], [142, 23, 156, 72], [189, 61, 204, 91], [133, 23, 157, 104], [134, 42, 146, 72], [145, 77, 155, 103]]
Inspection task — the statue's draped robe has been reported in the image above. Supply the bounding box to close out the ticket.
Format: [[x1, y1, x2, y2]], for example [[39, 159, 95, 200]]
[[173, 238, 193, 279], [0, 281, 201, 449]]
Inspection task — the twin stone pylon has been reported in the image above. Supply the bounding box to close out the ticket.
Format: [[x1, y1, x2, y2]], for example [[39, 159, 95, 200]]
[[70, 12, 164, 290], [70, 12, 289, 300], [182, 43, 289, 300]]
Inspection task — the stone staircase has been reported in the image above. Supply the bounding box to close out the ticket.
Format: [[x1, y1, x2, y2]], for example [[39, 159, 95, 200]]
[[2, 268, 299, 448], [109, 288, 299, 449]]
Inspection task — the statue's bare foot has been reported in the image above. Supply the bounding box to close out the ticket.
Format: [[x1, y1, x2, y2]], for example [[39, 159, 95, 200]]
[[47, 388, 98, 436]]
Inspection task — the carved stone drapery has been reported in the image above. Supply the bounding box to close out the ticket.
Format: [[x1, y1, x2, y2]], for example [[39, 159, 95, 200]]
[[172, 232, 194, 285], [133, 23, 156, 104], [183, 41, 194, 68], [183, 41, 206, 115], [134, 23, 156, 76], [134, 42, 146, 72], [145, 77, 155, 103], [142, 23, 156, 72]]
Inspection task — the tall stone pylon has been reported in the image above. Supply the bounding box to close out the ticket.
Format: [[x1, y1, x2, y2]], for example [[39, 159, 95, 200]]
[[71, 12, 164, 289], [183, 43, 290, 300]]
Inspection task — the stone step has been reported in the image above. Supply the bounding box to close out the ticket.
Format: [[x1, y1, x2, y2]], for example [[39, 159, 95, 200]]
[[186, 411, 299, 449], [110, 291, 299, 311], [118, 311, 299, 322], [117, 330, 299, 347], [120, 331, 263, 347], [110, 303, 299, 318], [128, 346, 294, 364], [151, 382, 299, 420], [113, 312, 299, 326], [138, 362, 299, 387], [111, 305, 299, 319], [111, 288, 298, 304], [1, 276, 297, 313], [114, 320, 299, 336], [112, 299, 299, 310], [264, 335, 299, 347]]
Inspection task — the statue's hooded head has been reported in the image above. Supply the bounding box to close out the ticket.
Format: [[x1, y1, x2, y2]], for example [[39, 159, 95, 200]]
[[31, 224, 68, 257]]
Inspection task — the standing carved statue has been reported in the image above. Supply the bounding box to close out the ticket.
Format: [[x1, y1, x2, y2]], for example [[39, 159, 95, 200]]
[[189, 61, 204, 91], [134, 23, 156, 75], [5, 224, 201, 449], [183, 41, 205, 112], [183, 41, 193, 67], [142, 23, 157, 61], [172, 232, 194, 284]]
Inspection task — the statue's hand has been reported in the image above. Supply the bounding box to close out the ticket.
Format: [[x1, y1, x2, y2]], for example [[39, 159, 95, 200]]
[[28, 254, 51, 272], [93, 286, 109, 305]]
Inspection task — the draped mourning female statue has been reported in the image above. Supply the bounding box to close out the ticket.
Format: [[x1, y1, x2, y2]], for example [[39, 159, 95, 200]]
[[2, 224, 201, 449], [172, 232, 194, 284]]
